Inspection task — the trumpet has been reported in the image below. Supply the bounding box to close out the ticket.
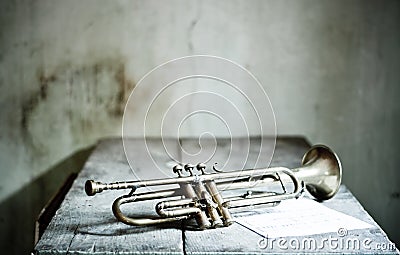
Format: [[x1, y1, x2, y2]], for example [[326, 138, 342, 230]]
[[85, 145, 342, 229]]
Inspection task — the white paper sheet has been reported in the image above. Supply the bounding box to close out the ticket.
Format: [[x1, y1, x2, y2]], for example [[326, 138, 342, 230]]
[[234, 198, 373, 238]]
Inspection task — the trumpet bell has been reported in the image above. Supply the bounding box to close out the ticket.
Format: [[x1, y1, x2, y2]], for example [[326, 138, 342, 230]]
[[300, 145, 342, 201]]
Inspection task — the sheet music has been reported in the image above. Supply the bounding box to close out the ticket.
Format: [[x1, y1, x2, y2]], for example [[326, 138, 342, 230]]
[[234, 198, 373, 238]]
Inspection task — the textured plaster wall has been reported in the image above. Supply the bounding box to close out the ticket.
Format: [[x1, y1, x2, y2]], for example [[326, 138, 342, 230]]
[[0, 0, 399, 253]]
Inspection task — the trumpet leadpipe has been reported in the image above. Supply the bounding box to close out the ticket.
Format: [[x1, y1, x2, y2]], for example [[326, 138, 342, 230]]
[[85, 167, 291, 196]]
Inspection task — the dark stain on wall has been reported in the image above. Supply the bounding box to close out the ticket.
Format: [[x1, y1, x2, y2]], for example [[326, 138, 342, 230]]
[[20, 70, 58, 151], [38, 70, 57, 100], [114, 63, 136, 116], [21, 94, 38, 131], [19, 58, 136, 152], [391, 192, 400, 199], [21, 70, 57, 130]]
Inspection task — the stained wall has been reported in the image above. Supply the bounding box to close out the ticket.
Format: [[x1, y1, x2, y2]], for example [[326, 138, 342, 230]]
[[0, 1, 399, 253]]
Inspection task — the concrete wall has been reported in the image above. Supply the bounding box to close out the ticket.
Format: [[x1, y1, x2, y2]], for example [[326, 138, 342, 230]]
[[0, 0, 399, 253]]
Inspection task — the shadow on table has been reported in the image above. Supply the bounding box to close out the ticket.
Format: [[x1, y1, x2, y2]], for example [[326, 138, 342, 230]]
[[0, 146, 94, 255]]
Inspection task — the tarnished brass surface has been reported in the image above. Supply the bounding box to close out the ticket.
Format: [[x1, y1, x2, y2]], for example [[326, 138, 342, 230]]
[[85, 145, 342, 229]]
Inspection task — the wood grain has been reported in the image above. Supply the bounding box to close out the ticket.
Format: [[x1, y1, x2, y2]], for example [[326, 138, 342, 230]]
[[34, 138, 184, 255], [34, 137, 399, 254]]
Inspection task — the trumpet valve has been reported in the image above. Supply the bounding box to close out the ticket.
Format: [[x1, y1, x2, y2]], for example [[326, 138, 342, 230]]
[[172, 164, 183, 177], [196, 163, 206, 174], [184, 164, 195, 176]]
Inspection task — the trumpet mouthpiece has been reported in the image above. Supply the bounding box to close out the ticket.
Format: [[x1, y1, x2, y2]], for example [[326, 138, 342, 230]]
[[85, 180, 104, 196]]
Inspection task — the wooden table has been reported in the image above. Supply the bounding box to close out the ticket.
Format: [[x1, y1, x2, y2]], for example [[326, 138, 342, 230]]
[[34, 137, 398, 254]]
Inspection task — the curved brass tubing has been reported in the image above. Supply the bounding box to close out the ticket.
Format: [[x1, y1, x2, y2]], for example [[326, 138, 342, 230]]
[[85, 144, 342, 229]]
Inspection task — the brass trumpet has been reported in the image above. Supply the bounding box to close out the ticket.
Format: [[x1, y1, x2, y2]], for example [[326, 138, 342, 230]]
[[85, 145, 342, 229]]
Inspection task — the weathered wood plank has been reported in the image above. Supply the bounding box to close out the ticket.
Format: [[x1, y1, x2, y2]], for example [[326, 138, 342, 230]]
[[179, 136, 307, 255], [35, 137, 398, 254], [34, 138, 184, 255], [181, 137, 398, 254], [182, 185, 398, 254]]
